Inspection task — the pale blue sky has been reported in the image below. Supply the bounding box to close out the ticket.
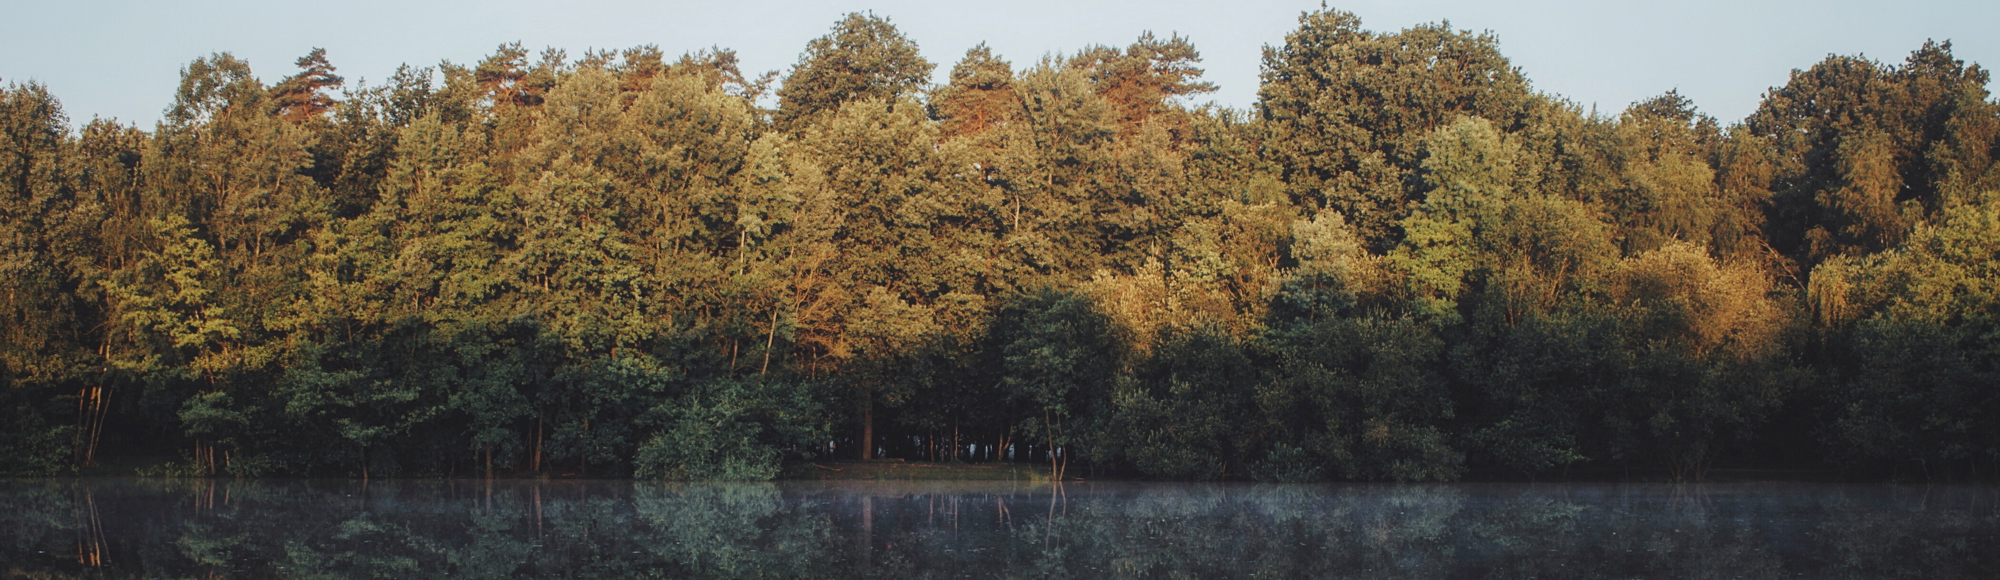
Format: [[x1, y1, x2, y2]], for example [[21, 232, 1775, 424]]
[[3, 0, 1994, 128]]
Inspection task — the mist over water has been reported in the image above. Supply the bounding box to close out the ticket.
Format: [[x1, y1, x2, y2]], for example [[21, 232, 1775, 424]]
[[3, 479, 1995, 578]]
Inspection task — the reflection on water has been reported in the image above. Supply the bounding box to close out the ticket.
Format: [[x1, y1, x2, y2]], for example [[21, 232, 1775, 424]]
[[1, 479, 1995, 578]]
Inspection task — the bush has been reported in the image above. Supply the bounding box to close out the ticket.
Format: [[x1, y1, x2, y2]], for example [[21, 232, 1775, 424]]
[[634, 378, 825, 481]]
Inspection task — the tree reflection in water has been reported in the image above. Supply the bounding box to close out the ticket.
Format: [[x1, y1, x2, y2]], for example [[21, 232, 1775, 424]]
[[0, 479, 1994, 578]]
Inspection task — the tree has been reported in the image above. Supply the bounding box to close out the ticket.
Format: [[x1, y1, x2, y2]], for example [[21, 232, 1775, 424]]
[[1746, 42, 1996, 266], [1109, 326, 1256, 480], [0, 81, 98, 474], [774, 13, 934, 131], [1810, 190, 2000, 476], [153, 53, 326, 256], [990, 60, 1121, 279], [995, 288, 1120, 478], [791, 95, 968, 457], [1259, 8, 1535, 250], [1256, 211, 1462, 482], [1606, 242, 1793, 480], [1606, 92, 1734, 256], [933, 44, 1017, 139], [1069, 32, 1216, 133], [1387, 116, 1622, 476], [270, 48, 344, 123]]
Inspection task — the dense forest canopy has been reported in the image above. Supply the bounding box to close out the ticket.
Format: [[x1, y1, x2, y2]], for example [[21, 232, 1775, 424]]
[[2, 9, 1997, 481]]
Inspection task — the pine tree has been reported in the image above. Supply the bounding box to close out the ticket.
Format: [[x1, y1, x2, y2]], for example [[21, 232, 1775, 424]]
[[934, 44, 1016, 139], [270, 48, 344, 123]]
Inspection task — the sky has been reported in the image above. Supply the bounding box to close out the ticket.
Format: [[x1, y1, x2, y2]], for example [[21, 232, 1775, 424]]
[[3, 0, 1995, 129]]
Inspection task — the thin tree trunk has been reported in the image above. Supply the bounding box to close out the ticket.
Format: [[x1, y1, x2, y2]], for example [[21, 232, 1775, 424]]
[[532, 417, 544, 474], [1044, 409, 1058, 480], [760, 308, 778, 375], [859, 394, 874, 460], [87, 387, 108, 467], [76, 387, 110, 467], [76, 388, 89, 465]]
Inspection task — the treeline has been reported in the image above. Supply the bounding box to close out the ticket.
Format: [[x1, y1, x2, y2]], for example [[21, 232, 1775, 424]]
[[2, 9, 1997, 481]]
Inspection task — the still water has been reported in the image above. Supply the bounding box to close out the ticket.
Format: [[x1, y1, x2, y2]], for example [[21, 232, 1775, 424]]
[[2, 478, 1995, 578]]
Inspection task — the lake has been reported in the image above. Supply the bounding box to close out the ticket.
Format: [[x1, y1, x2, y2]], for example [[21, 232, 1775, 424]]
[[2, 478, 1995, 578]]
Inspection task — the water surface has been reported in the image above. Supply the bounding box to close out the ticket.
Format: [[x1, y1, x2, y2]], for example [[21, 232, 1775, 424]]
[[3, 478, 1995, 578]]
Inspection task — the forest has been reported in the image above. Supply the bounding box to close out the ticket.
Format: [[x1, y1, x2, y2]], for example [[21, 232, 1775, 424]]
[[1, 9, 1996, 482]]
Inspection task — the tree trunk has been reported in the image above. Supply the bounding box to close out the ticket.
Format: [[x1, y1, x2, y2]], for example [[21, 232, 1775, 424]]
[[531, 417, 543, 474], [91, 387, 108, 467], [1044, 409, 1058, 479], [75, 386, 111, 468], [760, 308, 778, 375], [858, 394, 874, 460]]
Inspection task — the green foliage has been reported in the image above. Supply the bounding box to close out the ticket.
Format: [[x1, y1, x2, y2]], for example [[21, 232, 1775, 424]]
[[1259, 8, 1535, 249], [0, 395, 73, 475], [1108, 327, 1256, 480], [0, 82, 103, 476], [635, 378, 826, 481], [1254, 211, 1464, 482], [775, 12, 934, 131], [1459, 308, 1617, 475], [1261, 311, 1462, 482], [1747, 41, 1996, 266], [995, 288, 1121, 472], [1812, 190, 2000, 470], [1606, 92, 1738, 255]]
